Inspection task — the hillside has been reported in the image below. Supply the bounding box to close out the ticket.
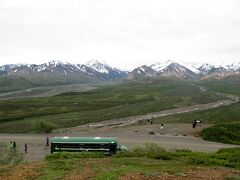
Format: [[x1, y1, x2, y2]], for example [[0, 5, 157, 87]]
[[125, 60, 240, 80], [0, 60, 240, 93], [0, 60, 127, 92], [0, 79, 226, 133], [0, 146, 240, 179]]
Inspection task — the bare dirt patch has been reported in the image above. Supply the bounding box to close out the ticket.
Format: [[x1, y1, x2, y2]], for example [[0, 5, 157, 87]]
[[119, 167, 240, 180], [65, 165, 94, 180], [0, 162, 44, 180], [64, 158, 111, 180]]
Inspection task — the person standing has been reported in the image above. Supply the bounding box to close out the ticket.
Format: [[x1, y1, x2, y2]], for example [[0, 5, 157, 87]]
[[46, 137, 49, 146], [24, 144, 28, 153], [13, 141, 16, 149], [192, 120, 196, 128]]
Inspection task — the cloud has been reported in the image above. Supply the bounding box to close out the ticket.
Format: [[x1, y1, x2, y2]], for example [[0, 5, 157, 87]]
[[0, 0, 240, 69]]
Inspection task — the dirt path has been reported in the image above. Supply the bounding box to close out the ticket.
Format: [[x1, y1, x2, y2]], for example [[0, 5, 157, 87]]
[[0, 123, 238, 162], [119, 168, 240, 180]]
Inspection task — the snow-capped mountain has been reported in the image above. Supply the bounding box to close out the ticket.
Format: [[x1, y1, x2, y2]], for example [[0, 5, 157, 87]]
[[224, 62, 240, 72], [86, 60, 110, 74], [0, 60, 239, 81], [0, 60, 127, 81], [126, 65, 155, 80], [150, 60, 174, 72], [86, 60, 127, 80], [0, 64, 23, 76], [151, 60, 200, 74], [126, 60, 240, 80], [157, 63, 198, 79], [126, 62, 198, 80]]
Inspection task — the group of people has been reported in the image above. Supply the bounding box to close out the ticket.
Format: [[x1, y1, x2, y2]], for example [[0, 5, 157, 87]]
[[147, 119, 153, 124], [10, 141, 16, 149], [147, 118, 165, 130], [9, 137, 50, 154], [10, 141, 28, 153]]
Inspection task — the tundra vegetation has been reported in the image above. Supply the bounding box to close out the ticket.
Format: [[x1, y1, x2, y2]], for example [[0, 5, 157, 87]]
[[0, 79, 240, 179], [153, 79, 240, 144], [0, 144, 240, 179], [0, 79, 227, 133]]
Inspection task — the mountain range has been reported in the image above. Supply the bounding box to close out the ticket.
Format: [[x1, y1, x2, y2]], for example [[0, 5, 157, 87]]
[[127, 60, 240, 80], [0, 60, 240, 82]]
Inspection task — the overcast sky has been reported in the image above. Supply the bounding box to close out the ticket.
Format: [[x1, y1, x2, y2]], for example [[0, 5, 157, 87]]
[[0, 0, 240, 69]]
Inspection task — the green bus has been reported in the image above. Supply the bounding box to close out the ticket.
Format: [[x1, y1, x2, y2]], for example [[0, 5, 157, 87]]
[[51, 136, 127, 154]]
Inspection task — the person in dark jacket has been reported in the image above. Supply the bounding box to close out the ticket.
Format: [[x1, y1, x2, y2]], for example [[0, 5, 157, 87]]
[[46, 137, 49, 146], [13, 141, 16, 149], [24, 144, 28, 153], [192, 120, 197, 128]]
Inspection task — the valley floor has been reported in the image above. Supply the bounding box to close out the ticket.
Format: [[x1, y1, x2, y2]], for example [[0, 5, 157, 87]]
[[0, 82, 239, 163]]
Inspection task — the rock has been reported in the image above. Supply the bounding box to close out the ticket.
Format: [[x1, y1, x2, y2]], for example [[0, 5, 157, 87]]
[[148, 130, 155, 135]]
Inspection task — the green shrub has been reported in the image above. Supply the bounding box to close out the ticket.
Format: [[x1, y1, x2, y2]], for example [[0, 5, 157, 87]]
[[37, 120, 56, 133], [46, 152, 105, 161], [186, 148, 240, 168], [0, 143, 23, 164], [148, 130, 155, 135], [202, 123, 240, 145], [187, 154, 229, 166], [175, 149, 192, 153], [116, 143, 172, 160]]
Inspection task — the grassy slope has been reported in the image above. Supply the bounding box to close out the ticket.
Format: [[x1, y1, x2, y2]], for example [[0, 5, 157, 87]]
[[151, 79, 240, 145], [35, 147, 240, 179], [154, 101, 240, 124], [154, 79, 240, 124], [0, 80, 225, 133], [1, 145, 240, 179], [201, 78, 240, 96], [202, 123, 240, 145], [0, 74, 91, 93]]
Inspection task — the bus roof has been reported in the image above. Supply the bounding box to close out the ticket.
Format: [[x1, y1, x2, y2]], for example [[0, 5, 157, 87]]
[[51, 137, 118, 144]]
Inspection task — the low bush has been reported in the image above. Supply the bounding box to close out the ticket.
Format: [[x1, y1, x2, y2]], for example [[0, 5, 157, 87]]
[[36, 120, 56, 133], [187, 148, 240, 168], [202, 123, 240, 145], [46, 152, 106, 161], [0, 143, 23, 164], [116, 143, 172, 160]]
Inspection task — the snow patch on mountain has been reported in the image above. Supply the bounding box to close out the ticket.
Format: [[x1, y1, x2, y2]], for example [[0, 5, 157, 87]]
[[178, 61, 201, 74], [224, 61, 240, 71], [47, 60, 64, 67], [0, 64, 23, 71], [150, 60, 175, 72], [86, 60, 110, 73]]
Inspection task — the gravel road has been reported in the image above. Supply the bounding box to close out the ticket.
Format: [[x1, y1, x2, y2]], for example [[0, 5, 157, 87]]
[[0, 123, 238, 162]]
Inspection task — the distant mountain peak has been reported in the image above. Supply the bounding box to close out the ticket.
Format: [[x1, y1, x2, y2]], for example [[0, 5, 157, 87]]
[[150, 60, 176, 72], [0, 59, 240, 81], [86, 60, 112, 74], [86, 60, 108, 66], [46, 60, 65, 67], [224, 61, 240, 71]]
